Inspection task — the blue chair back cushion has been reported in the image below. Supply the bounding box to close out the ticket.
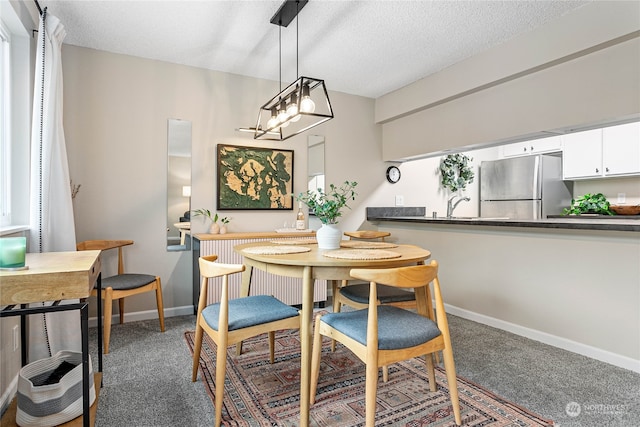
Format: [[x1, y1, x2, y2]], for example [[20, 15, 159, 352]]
[[321, 306, 441, 350], [202, 295, 299, 331], [341, 283, 415, 304]]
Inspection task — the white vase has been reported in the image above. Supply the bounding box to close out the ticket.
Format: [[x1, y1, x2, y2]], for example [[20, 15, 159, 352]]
[[219, 225, 227, 234], [209, 222, 220, 234], [316, 224, 342, 249]]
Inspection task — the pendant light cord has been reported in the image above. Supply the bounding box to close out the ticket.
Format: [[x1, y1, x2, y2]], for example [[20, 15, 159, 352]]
[[279, 21, 282, 93], [296, 1, 299, 79]]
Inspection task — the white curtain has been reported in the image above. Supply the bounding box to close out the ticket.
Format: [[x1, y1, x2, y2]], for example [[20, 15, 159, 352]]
[[28, 11, 79, 361]]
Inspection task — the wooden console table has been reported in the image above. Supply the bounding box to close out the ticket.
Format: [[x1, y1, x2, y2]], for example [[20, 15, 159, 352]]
[[0, 251, 103, 427]]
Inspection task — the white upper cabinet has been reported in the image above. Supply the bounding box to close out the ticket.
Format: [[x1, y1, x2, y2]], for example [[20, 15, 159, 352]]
[[602, 122, 640, 177], [562, 129, 603, 179], [563, 122, 640, 180], [502, 135, 562, 157]]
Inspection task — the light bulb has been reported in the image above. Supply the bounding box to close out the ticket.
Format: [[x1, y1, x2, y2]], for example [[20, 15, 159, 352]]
[[277, 99, 289, 127], [300, 97, 315, 114], [300, 84, 315, 113], [267, 108, 279, 130], [287, 93, 301, 122]]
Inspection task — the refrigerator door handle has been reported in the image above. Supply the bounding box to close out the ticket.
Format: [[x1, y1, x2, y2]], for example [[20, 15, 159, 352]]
[[532, 155, 540, 202]]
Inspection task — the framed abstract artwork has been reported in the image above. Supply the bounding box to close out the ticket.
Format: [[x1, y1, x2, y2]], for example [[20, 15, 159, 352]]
[[216, 144, 294, 210]]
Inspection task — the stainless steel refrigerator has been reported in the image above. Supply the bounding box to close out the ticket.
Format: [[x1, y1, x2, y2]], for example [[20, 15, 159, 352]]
[[480, 155, 573, 219]]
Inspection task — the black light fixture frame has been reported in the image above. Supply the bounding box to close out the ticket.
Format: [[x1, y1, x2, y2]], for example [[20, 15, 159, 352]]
[[249, 0, 334, 141]]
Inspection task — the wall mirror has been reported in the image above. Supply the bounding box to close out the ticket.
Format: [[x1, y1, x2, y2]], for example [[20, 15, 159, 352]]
[[167, 119, 192, 251], [307, 135, 325, 225], [307, 135, 325, 193]]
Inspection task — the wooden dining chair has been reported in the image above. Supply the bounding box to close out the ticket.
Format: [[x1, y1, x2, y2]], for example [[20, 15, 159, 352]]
[[76, 239, 165, 354], [310, 261, 461, 427], [191, 255, 301, 427], [335, 230, 415, 312], [332, 231, 417, 352]]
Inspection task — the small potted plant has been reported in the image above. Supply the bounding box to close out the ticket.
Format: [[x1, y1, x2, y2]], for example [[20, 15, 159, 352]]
[[191, 209, 220, 234], [297, 181, 357, 249], [563, 193, 615, 216], [219, 217, 231, 234]]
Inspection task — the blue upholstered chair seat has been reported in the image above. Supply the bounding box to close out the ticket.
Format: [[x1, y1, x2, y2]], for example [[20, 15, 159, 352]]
[[340, 283, 416, 304], [321, 305, 441, 350], [102, 273, 157, 290], [202, 295, 299, 331]]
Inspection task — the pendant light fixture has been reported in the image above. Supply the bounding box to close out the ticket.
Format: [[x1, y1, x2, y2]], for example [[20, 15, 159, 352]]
[[250, 0, 333, 141]]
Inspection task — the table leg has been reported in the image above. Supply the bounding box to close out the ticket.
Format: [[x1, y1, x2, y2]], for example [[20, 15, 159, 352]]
[[299, 266, 313, 427], [96, 273, 103, 379], [20, 304, 27, 365], [80, 302, 90, 427]]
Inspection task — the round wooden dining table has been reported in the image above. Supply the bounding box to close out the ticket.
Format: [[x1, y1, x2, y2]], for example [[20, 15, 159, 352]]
[[234, 242, 431, 427]]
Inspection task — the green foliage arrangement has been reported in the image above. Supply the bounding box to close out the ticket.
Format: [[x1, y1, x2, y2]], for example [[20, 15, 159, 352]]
[[563, 193, 615, 216], [191, 209, 219, 223], [296, 181, 358, 225], [220, 217, 231, 225], [439, 153, 474, 192]]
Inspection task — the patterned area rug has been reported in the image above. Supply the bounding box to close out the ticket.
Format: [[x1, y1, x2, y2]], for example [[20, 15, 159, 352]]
[[184, 328, 553, 427]]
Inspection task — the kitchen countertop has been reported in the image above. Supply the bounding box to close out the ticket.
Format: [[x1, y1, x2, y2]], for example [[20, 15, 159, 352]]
[[366, 207, 640, 232]]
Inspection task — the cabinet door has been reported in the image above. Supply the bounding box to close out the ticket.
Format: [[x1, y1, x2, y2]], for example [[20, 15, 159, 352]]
[[502, 141, 530, 157], [503, 135, 562, 157], [530, 135, 562, 154], [562, 129, 602, 179], [602, 122, 640, 176]]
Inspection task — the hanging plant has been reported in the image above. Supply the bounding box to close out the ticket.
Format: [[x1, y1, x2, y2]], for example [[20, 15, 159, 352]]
[[439, 153, 474, 192]]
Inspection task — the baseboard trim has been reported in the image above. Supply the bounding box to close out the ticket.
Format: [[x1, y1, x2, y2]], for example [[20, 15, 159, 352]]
[[88, 305, 194, 328], [445, 303, 640, 374], [0, 374, 18, 419]]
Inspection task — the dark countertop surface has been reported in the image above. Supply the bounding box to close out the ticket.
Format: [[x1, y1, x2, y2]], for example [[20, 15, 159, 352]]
[[365, 207, 640, 232]]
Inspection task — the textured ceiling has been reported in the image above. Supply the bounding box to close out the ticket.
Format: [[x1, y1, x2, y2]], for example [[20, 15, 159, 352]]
[[41, 0, 589, 99]]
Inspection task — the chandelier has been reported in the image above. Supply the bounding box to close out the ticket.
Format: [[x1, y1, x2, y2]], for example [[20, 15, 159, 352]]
[[250, 0, 334, 141]]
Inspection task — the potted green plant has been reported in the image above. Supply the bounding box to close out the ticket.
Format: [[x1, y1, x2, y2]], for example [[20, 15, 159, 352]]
[[219, 217, 231, 234], [191, 209, 220, 234], [563, 193, 615, 216], [297, 181, 358, 249]]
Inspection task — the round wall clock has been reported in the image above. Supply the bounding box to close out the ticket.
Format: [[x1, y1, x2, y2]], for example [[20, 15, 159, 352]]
[[386, 166, 401, 184]]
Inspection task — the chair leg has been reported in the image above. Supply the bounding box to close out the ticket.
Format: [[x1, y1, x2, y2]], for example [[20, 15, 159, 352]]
[[268, 331, 275, 364], [424, 353, 437, 392], [309, 314, 323, 405], [382, 366, 389, 383], [119, 298, 125, 324], [215, 338, 227, 427], [191, 321, 204, 382], [155, 278, 166, 332], [365, 359, 378, 427], [103, 287, 113, 354], [331, 281, 343, 353], [442, 346, 462, 426]]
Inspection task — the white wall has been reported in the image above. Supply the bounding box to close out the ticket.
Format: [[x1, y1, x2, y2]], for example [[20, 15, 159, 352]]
[[378, 2, 640, 160], [61, 45, 381, 319], [376, 222, 640, 371]]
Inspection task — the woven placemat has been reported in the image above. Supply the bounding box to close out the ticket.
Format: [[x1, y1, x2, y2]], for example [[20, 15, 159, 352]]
[[242, 245, 311, 255], [340, 241, 398, 249], [270, 238, 317, 245], [323, 249, 401, 260]]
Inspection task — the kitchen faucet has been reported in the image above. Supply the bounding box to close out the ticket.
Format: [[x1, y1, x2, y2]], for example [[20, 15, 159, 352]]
[[447, 195, 471, 218]]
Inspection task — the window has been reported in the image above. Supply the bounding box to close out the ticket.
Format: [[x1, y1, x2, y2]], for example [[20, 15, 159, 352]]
[[0, 4, 33, 233], [0, 22, 10, 227]]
